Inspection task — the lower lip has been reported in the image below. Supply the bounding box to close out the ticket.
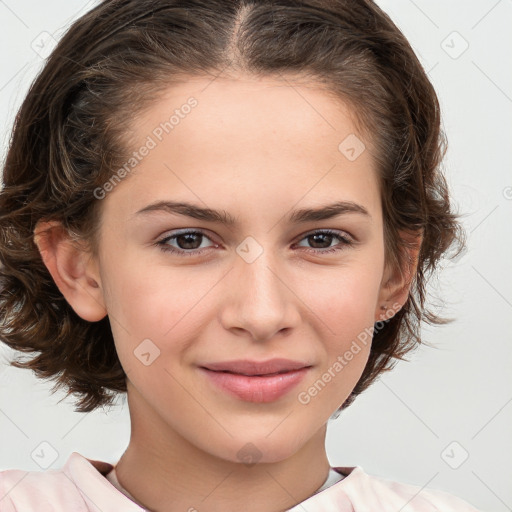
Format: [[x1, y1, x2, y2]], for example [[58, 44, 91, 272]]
[[200, 367, 310, 403]]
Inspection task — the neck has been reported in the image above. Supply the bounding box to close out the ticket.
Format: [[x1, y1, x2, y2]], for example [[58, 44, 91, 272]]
[[115, 387, 331, 512]]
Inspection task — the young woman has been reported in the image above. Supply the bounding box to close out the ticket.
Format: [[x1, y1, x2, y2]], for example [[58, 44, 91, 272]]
[[0, 0, 478, 510]]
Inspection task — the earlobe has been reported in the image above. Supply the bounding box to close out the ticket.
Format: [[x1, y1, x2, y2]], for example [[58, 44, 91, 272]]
[[33, 220, 107, 322], [375, 229, 423, 322]]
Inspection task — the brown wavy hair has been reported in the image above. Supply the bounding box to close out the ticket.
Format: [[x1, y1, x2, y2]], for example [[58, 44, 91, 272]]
[[0, 0, 465, 413]]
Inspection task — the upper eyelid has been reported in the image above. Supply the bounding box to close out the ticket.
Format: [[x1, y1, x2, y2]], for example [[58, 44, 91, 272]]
[[158, 228, 216, 242]]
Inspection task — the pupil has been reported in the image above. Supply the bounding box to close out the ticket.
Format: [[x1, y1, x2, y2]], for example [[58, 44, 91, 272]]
[[178, 233, 201, 249], [310, 233, 332, 249]]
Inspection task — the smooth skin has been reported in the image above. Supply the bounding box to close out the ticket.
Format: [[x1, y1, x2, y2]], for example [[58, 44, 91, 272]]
[[34, 73, 421, 512]]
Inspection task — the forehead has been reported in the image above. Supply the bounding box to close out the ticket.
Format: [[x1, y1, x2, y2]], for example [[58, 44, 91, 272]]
[[101, 75, 381, 225], [133, 74, 362, 152]]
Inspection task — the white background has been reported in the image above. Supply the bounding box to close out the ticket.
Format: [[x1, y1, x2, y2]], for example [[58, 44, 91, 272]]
[[0, 1, 511, 511]]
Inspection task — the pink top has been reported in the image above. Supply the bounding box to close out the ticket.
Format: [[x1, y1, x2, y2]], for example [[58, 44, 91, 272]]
[[0, 452, 481, 511]]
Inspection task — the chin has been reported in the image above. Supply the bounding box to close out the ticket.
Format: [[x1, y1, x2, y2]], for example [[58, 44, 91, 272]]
[[214, 430, 313, 466]]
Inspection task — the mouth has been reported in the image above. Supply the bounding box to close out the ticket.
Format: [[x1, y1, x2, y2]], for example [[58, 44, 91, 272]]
[[200, 358, 311, 376], [199, 358, 312, 403]]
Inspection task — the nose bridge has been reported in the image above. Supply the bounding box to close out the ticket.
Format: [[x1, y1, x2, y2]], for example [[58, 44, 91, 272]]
[[235, 235, 284, 303], [221, 234, 298, 338]]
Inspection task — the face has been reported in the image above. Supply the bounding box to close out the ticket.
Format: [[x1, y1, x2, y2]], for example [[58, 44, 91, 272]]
[[92, 74, 391, 464]]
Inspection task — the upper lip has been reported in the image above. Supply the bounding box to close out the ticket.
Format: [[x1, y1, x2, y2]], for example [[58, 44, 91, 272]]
[[200, 358, 311, 376]]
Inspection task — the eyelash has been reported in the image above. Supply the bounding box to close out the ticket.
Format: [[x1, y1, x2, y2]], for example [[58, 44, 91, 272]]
[[154, 229, 354, 257]]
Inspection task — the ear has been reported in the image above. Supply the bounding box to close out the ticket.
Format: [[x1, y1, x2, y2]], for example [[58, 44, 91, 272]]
[[375, 229, 423, 322], [33, 220, 107, 322]]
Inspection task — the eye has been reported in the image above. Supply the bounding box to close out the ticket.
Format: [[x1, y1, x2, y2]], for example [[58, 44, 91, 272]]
[[155, 229, 217, 256], [295, 229, 354, 254], [154, 228, 354, 257]]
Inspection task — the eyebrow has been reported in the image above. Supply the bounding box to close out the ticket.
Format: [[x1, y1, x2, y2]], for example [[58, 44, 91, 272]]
[[135, 200, 371, 225]]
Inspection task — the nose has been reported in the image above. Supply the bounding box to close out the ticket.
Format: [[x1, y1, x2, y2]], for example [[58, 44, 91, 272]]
[[218, 243, 301, 342]]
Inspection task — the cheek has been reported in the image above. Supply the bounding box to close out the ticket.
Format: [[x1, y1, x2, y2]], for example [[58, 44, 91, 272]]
[[101, 257, 221, 361], [302, 262, 381, 385], [307, 261, 382, 331]]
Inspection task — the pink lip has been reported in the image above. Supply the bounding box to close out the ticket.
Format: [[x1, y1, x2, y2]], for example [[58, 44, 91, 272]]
[[199, 359, 311, 403], [200, 368, 310, 403]]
